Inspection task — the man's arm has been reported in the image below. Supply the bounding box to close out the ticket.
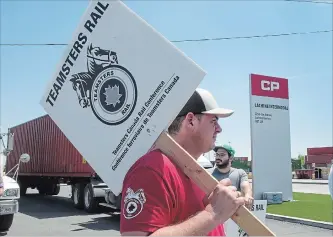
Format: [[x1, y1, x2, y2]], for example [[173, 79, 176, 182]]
[[121, 165, 221, 236], [123, 210, 220, 236], [152, 178, 244, 236], [239, 170, 252, 197], [123, 176, 245, 236], [239, 169, 253, 209]]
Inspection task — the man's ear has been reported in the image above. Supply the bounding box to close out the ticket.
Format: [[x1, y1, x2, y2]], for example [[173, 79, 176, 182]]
[[184, 112, 195, 127]]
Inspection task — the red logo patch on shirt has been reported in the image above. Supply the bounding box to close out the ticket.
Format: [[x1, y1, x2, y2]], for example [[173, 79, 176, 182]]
[[123, 187, 146, 219]]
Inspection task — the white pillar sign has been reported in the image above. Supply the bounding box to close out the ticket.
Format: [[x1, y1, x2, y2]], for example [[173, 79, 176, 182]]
[[249, 74, 293, 201], [39, 0, 206, 195]]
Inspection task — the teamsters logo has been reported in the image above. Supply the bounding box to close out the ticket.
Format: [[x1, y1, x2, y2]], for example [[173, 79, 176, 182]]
[[70, 43, 138, 125], [123, 187, 146, 219]]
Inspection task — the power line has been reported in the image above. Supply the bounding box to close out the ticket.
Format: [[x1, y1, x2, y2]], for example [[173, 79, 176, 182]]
[[284, 0, 333, 4], [171, 30, 332, 43], [0, 29, 332, 46]]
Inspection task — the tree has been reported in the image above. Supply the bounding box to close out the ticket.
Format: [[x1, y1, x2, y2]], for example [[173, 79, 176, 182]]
[[291, 158, 301, 171], [298, 154, 305, 169], [291, 154, 306, 170]]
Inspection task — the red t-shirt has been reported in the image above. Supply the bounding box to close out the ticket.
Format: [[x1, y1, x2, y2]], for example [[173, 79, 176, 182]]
[[120, 150, 225, 236]]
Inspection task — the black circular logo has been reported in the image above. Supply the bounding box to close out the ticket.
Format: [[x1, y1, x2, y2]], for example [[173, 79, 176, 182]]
[[90, 65, 137, 125], [123, 198, 143, 219]]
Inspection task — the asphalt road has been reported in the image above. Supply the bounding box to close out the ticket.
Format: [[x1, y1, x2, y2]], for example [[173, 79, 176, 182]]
[[7, 186, 120, 236], [4, 185, 332, 236]]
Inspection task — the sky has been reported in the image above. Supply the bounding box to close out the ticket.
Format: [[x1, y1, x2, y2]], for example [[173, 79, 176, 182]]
[[0, 0, 332, 161]]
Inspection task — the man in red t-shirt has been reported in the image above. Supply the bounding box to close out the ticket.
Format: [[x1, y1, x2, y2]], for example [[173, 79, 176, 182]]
[[120, 88, 245, 236]]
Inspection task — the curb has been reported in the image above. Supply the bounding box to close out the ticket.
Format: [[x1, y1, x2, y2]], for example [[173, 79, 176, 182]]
[[266, 213, 333, 230], [292, 181, 328, 185], [249, 180, 328, 185]]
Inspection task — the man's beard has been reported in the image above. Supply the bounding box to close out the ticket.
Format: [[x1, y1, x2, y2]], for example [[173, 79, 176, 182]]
[[215, 159, 230, 169]]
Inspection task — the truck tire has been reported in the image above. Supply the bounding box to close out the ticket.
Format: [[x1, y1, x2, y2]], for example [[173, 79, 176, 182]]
[[0, 214, 14, 232], [83, 183, 100, 213], [72, 183, 85, 209], [115, 194, 122, 210], [38, 186, 47, 195], [49, 184, 60, 195], [39, 184, 60, 196]]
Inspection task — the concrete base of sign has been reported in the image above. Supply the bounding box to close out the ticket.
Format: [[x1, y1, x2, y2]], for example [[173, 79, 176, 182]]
[[266, 213, 333, 230], [263, 192, 283, 204]]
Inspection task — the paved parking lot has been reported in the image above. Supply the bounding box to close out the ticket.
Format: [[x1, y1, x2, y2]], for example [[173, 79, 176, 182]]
[[6, 186, 120, 236], [4, 185, 332, 236]]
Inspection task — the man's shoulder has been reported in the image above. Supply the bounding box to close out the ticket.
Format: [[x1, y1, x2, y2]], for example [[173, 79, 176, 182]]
[[126, 150, 179, 175], [122, 150, 183, 192], [231, 167, 246, 173], [210, 167, 219, 175], [231, 168, 248, 180]]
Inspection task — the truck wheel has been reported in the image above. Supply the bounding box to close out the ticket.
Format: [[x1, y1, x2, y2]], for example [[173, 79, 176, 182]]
[[0, 214, 14, 232], [39, 184, 60, 196], [72, 183, 84, 209], [38, 186, 47, 195], [52, 184, 60, 195], [47, 184, 60, 195], [83, 183, 100, 213]]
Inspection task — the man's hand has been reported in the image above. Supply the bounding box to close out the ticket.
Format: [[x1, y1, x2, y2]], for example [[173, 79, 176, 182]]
[[0, 187, 4, 196], [244, 194, 254, 209], [205, 178, 245, 223]]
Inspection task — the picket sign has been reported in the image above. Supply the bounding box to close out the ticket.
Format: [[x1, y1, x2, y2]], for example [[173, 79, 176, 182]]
[[40, 0, 275, 236], [224, 200, 267, 237]]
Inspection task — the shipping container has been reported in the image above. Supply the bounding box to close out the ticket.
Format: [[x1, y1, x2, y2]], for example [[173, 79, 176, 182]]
[[233, 157, 249, 162], [7, 115, 95, 177], [305, 154, 333, 165], [295, 169, 314, 179], [6, 114, 121, 213], [307, 147, 333, 156]]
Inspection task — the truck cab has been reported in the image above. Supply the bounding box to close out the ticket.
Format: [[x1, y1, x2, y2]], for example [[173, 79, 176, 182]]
[[0, 130, 28, 232], [0, 175, 20, 232]]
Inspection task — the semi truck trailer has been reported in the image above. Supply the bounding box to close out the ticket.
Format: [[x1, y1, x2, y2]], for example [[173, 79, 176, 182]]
[[6, 114, 121, 213]]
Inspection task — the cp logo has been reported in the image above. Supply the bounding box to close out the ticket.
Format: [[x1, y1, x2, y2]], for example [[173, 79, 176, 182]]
[[261, 80, 279, 91]]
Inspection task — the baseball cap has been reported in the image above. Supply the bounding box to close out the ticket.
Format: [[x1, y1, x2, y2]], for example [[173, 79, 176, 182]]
[[214, 144, 236, 157], [177, 88, 234, 118]]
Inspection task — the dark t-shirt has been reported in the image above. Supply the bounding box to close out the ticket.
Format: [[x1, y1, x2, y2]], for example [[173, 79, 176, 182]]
[[120, 150, 225, 236]]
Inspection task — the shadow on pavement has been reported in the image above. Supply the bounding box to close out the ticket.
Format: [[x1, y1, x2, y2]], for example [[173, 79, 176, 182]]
[[71, 214, 120, 232], [18, 193, 92, 219], [17, 186, 121, 232]]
